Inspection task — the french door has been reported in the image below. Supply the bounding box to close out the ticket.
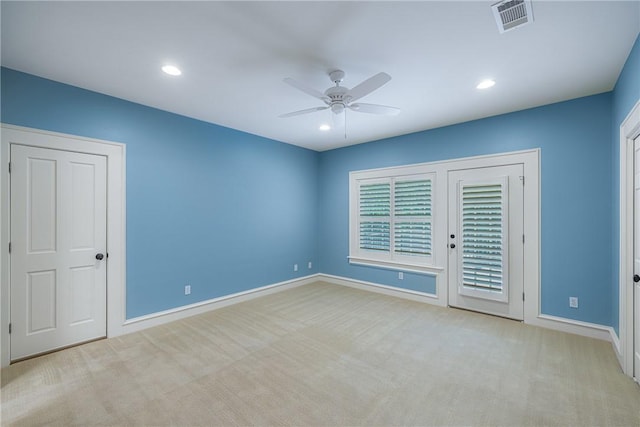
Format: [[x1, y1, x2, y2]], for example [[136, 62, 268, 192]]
[[10, 144, 107, 360], [447, 164, 524, 320]]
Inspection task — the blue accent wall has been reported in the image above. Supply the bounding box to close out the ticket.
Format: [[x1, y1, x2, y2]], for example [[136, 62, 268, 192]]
[[318, 94, 614, 325], [1, 67, 319, 319], [611, 34, 640, 334]]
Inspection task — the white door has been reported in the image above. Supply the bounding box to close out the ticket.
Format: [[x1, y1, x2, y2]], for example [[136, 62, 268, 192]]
[[10, 144, 107, 360], [448, 164, 524, 320], [633, 136, 640, 380]]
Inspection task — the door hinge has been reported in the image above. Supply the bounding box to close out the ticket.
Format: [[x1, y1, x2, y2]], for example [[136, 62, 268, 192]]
[[8, 242, 11, 253], [522, 234, 525, 244], [519, 175, 525, 185], [8, 162, 11, 173], [9, 323, 11, 334], [522, 292, 525, 301]]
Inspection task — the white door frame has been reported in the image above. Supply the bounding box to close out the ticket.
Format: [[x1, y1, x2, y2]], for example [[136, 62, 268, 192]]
[[0, 124, 127, 367], [619, 99, 640, 379]]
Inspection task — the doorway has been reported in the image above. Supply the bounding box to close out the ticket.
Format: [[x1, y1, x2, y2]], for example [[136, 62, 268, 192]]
[[619, 100, 640, 380], [1, 124, 126, 366], [447, 164, 525, 320]]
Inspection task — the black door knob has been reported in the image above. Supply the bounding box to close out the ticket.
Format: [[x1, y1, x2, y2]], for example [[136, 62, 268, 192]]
[[634, 274, 640, 283], [96, 253, 104, 261], [450, 243, 456, 249]]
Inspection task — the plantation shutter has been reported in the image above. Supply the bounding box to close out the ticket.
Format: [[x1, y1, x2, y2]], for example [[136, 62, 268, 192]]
[[460, 181, 506, 292], [394, 179, 432, 256], [359, 182, 390, 252]]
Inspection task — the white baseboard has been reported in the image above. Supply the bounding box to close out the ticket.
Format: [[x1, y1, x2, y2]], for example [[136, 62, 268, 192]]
[[610, 328, 623, 368], [117, 274, 320, 336], [116, 273, 614, 347], [317, 273, 446, 307], [318, 274, 613, 342], [526, 314, 613, 342]]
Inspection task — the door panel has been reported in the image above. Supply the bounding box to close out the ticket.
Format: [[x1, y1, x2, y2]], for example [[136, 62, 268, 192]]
[[11, 144, 107, 360], [28, 158, 57, 253], [71, 161, 98, 249], [27, 270, 57, 333], [71, 266, 95, 324], [448, 164, 524, 320]]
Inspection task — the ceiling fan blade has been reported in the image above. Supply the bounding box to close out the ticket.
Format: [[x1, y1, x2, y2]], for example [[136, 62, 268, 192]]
[[346, 72, 391, 103], [348, 103, 400, 116], [283, 78, 330, 102], [278, 106, 329, 118]]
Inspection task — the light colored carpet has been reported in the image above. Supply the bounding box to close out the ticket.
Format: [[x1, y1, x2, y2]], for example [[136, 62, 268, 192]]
[[1, 282, 639, 426]]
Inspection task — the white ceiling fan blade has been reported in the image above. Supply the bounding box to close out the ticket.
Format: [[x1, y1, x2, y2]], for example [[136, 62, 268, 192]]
[[283, 78, 330, 102], [346, 72, 391, 103], [278, 106, 329, 118], [349, 103, 400, 116]]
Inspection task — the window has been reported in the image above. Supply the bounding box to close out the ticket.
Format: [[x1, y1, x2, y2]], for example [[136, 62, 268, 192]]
[[350, 169, 436, 272]]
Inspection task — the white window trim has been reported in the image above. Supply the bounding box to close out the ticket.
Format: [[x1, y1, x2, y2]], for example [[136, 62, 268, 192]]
[[350, 166, 438, 273]]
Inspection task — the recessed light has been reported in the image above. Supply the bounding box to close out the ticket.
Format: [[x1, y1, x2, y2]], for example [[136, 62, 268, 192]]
[[476, 79, 495, 89], [319, 124, 331, 131], [162, 65, 182, 76]]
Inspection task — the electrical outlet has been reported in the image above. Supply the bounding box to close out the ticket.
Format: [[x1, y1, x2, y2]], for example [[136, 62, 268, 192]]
[[398, 272, 404, 280], [294, 264, 298, 272], [185, 285, 191, 295], [308, 261, 312, 269], [569, 297, 578, 308]]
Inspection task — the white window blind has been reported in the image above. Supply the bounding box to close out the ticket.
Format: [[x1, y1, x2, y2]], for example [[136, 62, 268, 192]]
[[394, 179, 432, 256], [356, 175, 433, 265], [460, 182, 506, 292], [359, 182, 390, 252]]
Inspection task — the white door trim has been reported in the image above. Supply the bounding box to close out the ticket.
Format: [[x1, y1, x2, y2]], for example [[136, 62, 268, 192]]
[[619, 99, 640, 378], [0, 124, 126, 367]]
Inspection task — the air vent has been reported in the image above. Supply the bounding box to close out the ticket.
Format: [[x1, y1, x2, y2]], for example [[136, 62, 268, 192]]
[[492, 0, 533, 33]]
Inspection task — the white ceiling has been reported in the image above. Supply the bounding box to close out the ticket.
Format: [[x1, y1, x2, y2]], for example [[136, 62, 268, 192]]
[[2, 1, 639, 151]]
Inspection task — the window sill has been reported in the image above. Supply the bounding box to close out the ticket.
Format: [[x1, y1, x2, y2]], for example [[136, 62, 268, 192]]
[[347, 256, 444, 276]]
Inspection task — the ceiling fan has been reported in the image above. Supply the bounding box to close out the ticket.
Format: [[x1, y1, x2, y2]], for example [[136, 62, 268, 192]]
[[279, 70, 400, 119]]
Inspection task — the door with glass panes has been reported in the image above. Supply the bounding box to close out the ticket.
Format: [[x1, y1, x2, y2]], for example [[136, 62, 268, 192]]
[[447, 164, 524, 320]]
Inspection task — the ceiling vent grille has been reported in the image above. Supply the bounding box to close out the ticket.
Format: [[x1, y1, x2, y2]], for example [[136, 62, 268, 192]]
[[492, 0, 533, 33]]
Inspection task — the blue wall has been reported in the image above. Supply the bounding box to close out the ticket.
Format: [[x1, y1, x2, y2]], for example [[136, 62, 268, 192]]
[[1, 68, 319, 319], [4, 39, 638, 328], [318, 94, 614, 325], [611, 34, 640, 334]]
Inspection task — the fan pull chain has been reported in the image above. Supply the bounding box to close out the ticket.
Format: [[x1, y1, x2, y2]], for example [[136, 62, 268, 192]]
[[344, 110, 347, 139]]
